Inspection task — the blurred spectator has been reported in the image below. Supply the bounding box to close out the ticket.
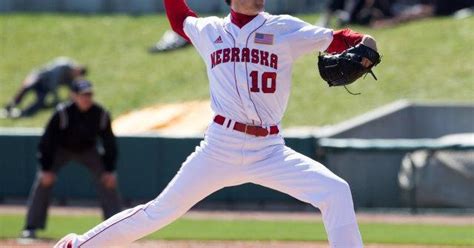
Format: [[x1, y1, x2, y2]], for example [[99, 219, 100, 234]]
[[317, 0, 346, 27], [1, 57, 87, 118], [318, 0, 394, 27], [373, 0, 474, 28], [318, 0, 473, 28], [19, 80, 121, 240], [148, 30, 190, 53]]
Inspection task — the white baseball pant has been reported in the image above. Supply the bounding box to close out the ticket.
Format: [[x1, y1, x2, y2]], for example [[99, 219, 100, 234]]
[[72, 122, 363, 247]]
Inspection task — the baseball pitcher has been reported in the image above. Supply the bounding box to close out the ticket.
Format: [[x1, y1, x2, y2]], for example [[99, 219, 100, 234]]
[[55, 0, 380, 247]]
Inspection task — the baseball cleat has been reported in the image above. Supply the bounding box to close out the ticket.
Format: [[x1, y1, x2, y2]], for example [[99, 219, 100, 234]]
[[17, 229, 37, 244], [19, 229, 36, 239], [54, 233, 78, 248]]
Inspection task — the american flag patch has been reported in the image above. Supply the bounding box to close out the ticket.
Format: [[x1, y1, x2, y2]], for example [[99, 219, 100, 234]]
[[254, 33, 274, 45]]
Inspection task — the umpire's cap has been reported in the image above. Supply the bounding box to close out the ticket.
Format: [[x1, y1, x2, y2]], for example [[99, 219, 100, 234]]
[[71, 79, 93, 94]]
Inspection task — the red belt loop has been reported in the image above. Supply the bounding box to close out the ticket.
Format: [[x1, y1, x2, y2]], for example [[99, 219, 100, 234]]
[[214, 115, 225, 125], [270, 126, 280, 135], [214, 115, 279, 137]]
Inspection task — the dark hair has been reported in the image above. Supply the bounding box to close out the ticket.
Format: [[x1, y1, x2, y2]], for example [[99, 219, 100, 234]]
[[225, 0, 231, 5]]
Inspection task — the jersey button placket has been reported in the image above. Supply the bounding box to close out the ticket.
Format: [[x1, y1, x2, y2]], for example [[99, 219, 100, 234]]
[[234, 50, 259, 123]]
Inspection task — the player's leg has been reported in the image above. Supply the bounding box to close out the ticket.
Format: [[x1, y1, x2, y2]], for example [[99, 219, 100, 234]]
[[7, 86, 29, 109], [3, 85, 34, 118], [77, 148, 121, 219], [21, 88, 47, 117], [249, 145, 363, 248], [22, 172, 56, 239], [6, 73, 38, 110], [71, 148, 244, 247], [22, 149, 70, 238]]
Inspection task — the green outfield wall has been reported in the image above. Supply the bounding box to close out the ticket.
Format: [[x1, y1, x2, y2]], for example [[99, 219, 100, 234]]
[[1, 102, 472, 209], [0, 133, 317, 208]]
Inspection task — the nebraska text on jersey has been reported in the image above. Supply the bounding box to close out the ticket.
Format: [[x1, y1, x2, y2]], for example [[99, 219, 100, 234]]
[[210, 47, 278, 70], [183, 12, 333, 125]]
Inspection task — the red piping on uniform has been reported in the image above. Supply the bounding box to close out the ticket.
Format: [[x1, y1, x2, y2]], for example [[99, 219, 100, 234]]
[[78, 205, 148, 247], [163, 0, 197, 42]]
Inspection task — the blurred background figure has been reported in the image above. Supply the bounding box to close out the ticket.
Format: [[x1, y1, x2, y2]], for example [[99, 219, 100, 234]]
[[1, 57, 87, 118], [148, 30, 190, 53], [318, 0, 473, 28], [373, 0, 474, 28], [317, 0, 346, 27], [20, 79, 121, 240], [317, 0, 394, 27]]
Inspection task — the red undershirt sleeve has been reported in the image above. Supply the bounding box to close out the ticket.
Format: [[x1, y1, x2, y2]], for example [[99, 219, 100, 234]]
[[163, 0, 198, 43], [326, 28, 364, 54]]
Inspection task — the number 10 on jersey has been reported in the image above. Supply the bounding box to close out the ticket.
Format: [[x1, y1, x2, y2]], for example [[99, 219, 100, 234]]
[[250, 71, 277, 93]]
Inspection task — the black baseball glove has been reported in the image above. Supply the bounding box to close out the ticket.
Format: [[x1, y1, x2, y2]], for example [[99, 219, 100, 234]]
[[318, 43, 381, 87]]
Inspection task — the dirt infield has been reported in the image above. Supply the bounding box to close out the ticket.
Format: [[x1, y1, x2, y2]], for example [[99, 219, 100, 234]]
[[1, 239, 463, 248], [1, 205, 472, 225], [112, 100, 212, 135]]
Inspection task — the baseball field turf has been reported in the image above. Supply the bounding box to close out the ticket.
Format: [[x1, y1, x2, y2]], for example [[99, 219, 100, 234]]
[[1, 14, 473, 128], [0, 214, 473, 246]]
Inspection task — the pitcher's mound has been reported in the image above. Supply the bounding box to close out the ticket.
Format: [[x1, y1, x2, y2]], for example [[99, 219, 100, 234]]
[[112, 100, 212, 136]]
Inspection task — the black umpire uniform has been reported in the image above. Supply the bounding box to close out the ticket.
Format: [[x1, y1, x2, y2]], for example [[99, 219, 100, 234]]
[[21, 80, 121, 239]]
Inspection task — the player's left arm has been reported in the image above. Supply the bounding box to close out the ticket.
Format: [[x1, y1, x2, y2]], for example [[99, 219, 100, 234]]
[[284, 16, 377, 61]]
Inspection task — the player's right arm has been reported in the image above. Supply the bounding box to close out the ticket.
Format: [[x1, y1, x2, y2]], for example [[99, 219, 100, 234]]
[[163, 0, 197, 42]]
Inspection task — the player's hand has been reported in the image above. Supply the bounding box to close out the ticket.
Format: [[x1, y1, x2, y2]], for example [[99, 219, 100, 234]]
[[40, 171, 56, 187], [360, 35, 378, 68], [361, 58, 373, 68], [101, 172, 117, 189]]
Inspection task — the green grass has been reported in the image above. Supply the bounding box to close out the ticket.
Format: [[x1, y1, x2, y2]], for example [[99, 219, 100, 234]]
[[0, 14, 473, 128], [0, 214, 473, 245]]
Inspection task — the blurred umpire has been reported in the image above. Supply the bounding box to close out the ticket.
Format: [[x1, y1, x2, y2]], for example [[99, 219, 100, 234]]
[[20, 79, 121, 240]]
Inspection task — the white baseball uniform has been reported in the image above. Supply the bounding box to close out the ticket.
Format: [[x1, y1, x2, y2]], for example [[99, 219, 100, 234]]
[[63, 12, 363, 248]]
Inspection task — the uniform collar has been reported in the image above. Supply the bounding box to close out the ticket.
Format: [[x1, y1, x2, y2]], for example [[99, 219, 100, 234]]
[[230, 9, 258, 29], [225, 12, 268, 44]]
